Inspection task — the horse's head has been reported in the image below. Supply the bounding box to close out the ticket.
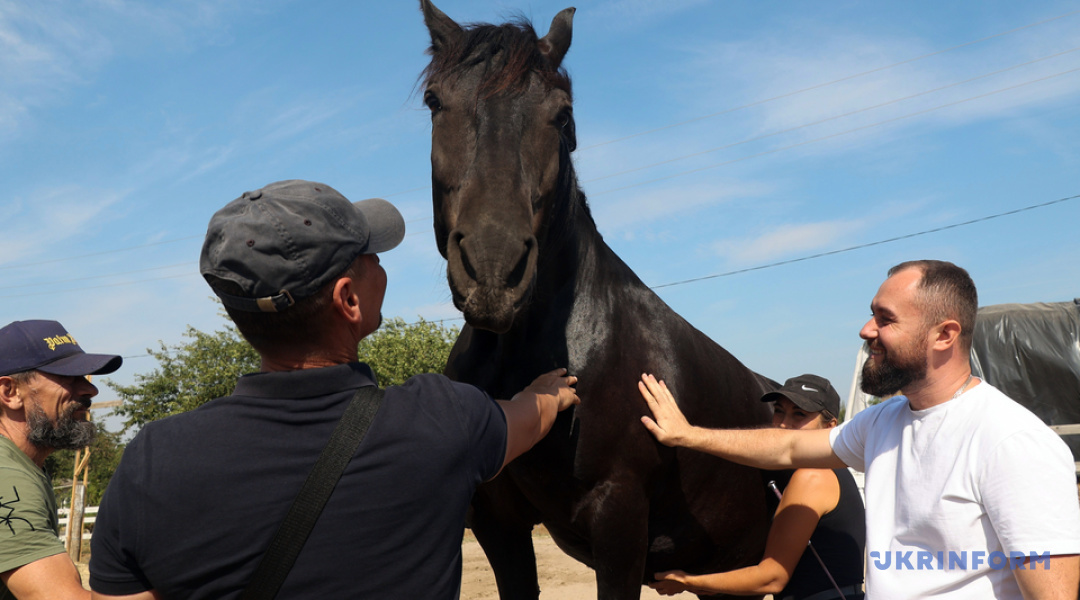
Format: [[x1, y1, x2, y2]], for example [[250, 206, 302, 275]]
[[421, 0, 577, 334]]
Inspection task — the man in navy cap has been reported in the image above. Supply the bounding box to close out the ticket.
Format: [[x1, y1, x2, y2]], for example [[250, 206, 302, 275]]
[[0, 320, 122, 599], [90, 180, 579, 599]]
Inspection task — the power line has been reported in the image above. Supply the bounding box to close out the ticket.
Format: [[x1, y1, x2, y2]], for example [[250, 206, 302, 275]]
[[39, 191, 1074, 327], [650, 193, 1080, 290], [580, 7, 1080, 151], [0, 236, 202, 271], [0, 272, 198, 300], [401, 192, 1080, 327], [4, 263, 191, 291]]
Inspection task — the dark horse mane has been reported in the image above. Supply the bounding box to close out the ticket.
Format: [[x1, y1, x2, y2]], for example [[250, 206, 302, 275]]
[[421, 19, 573, 99]]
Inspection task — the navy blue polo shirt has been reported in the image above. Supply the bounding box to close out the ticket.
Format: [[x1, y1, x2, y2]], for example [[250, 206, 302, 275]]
[[90, 363, 506, 599]]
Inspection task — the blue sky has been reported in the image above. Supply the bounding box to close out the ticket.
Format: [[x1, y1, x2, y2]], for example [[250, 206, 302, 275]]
[[3, 0, 1079, 430]]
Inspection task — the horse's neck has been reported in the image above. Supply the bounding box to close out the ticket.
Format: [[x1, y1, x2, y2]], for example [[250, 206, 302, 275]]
[[541, 184, 647, 294], [524, 186, 655, 346]]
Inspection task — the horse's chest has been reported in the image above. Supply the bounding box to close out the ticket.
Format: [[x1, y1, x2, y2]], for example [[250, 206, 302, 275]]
[[513, 381, 660, 492]]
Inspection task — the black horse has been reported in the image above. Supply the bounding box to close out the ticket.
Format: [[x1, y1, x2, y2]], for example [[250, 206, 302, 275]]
[[420, 2, 776, 598]]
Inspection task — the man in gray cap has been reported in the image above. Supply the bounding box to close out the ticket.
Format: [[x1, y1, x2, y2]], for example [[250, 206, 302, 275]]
[[0, 319, 122, 599], [89, 180, 579, 600]]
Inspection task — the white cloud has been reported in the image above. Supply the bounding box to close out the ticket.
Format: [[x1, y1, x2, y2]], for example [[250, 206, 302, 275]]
[[661, 16, 1080, 162], [706, 193, 944, 267], [0, 185, 125, 264], [0, 1, 112, 134], [590, 179, 774, 231], [178, 144, 237, 182], [712, 218, 865, 266], [0, 0, 268, 142]]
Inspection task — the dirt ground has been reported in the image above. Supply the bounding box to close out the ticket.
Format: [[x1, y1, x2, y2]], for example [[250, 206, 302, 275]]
[[461, 528, 698, 600], [75, 531, 704, 598]]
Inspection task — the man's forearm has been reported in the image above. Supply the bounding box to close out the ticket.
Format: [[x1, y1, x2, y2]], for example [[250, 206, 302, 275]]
[[679, 426, 792, 469], [680, 426, 844, 470], [497, 391, 560, 470], [639, 373, 845, 470]]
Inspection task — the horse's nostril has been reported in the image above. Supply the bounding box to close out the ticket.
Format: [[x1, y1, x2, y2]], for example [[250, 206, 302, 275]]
[[506, 237, 536, 290], [452, 232, 478, 281]]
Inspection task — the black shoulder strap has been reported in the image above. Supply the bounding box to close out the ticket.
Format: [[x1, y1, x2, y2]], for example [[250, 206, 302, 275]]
[[240, 385, 384, 600]]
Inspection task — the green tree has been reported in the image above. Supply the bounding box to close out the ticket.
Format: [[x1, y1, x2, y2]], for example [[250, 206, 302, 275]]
[[46, 422, 125, 506], [108, 317, 459, 430], [359, 317, 459, 386], [108, 324, 260, 432]]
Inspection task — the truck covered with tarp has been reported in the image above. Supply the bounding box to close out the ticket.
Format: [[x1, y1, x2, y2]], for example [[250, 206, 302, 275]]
[[845, 298, 1080, 467]]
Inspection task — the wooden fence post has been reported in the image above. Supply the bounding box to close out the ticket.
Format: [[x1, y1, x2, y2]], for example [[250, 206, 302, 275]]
[[66, 480, 86, 561]]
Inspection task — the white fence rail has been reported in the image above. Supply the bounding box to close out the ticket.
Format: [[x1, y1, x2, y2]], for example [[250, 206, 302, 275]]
[[58, 505, 98, 542]]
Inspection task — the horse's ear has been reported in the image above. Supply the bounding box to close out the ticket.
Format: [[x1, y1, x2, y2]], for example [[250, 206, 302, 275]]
[[420, 0, 462, 54], [538, 8, 575, 69]]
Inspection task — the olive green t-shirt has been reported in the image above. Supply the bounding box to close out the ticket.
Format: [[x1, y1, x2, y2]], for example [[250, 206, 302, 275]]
[[0, 436, 66, 599]]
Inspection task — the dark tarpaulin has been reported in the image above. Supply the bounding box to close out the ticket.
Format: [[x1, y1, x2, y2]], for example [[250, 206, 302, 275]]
[[970, 299, 1080, 461]]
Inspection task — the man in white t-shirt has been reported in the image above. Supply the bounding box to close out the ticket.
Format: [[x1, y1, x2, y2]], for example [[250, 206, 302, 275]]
[[638, 259, 1080, 599]]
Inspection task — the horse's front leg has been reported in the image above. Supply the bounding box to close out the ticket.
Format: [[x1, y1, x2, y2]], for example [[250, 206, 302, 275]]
[[581, 479, 651, 600], [469, 477, 542, 600]]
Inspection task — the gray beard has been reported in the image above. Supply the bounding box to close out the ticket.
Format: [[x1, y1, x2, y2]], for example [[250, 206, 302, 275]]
[[26, 402, 95, 450]]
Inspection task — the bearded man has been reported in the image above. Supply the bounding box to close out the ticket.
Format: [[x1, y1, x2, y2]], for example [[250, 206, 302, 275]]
[[0, 320, 122, 600], [639, 260, 1080, 599]]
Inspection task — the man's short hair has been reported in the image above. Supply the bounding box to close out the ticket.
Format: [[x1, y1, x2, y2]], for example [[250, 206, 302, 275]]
[[6, 370, 36, 387], [220, 258, 366, 354], [889, 260, 978, 350]]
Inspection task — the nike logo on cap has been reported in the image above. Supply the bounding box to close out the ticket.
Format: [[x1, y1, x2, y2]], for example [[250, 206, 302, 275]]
[[801, 385, 819, 392]]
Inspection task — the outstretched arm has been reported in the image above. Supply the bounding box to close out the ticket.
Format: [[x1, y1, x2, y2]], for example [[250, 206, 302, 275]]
[[638, 373, 845, 470], [496, 368, 580, 474], [650, 468, 842, 596]]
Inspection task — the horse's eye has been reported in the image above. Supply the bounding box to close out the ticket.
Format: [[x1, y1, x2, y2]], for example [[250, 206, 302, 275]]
[[555, 110, 571, 130], [424, 91, 443, 115]]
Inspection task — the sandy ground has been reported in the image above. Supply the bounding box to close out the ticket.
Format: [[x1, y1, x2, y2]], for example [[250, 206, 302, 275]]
[[461, 528, 698, 600], [75, 531, 703, 598]]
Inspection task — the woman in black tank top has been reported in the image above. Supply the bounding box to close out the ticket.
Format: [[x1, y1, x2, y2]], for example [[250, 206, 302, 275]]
[[647, 374, 866, 600]]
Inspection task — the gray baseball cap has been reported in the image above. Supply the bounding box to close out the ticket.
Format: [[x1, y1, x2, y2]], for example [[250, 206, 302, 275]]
[[200, 180, 405, 313], [761, 373, 840, 417]]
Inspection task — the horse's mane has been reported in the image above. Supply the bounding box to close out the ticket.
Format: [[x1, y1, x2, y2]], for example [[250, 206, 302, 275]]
[[421, 19, 572, 100]]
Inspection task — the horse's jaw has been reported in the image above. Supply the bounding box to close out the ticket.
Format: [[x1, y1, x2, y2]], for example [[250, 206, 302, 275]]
[[451, 284, 527, 334]]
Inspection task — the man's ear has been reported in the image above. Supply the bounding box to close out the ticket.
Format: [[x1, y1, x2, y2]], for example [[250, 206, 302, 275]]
[[931, 319, 962, 351], [0, 376, 26, 411], [331, 276, 363, 325]]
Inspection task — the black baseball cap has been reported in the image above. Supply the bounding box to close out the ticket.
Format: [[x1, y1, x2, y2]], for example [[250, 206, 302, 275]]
[[761, 374, 840, 417], [0, 320, 123, 378], [200, 180, 406, 313]]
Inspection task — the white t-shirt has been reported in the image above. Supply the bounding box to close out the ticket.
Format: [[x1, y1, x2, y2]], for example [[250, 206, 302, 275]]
[[831, 382, 1080, 599]]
